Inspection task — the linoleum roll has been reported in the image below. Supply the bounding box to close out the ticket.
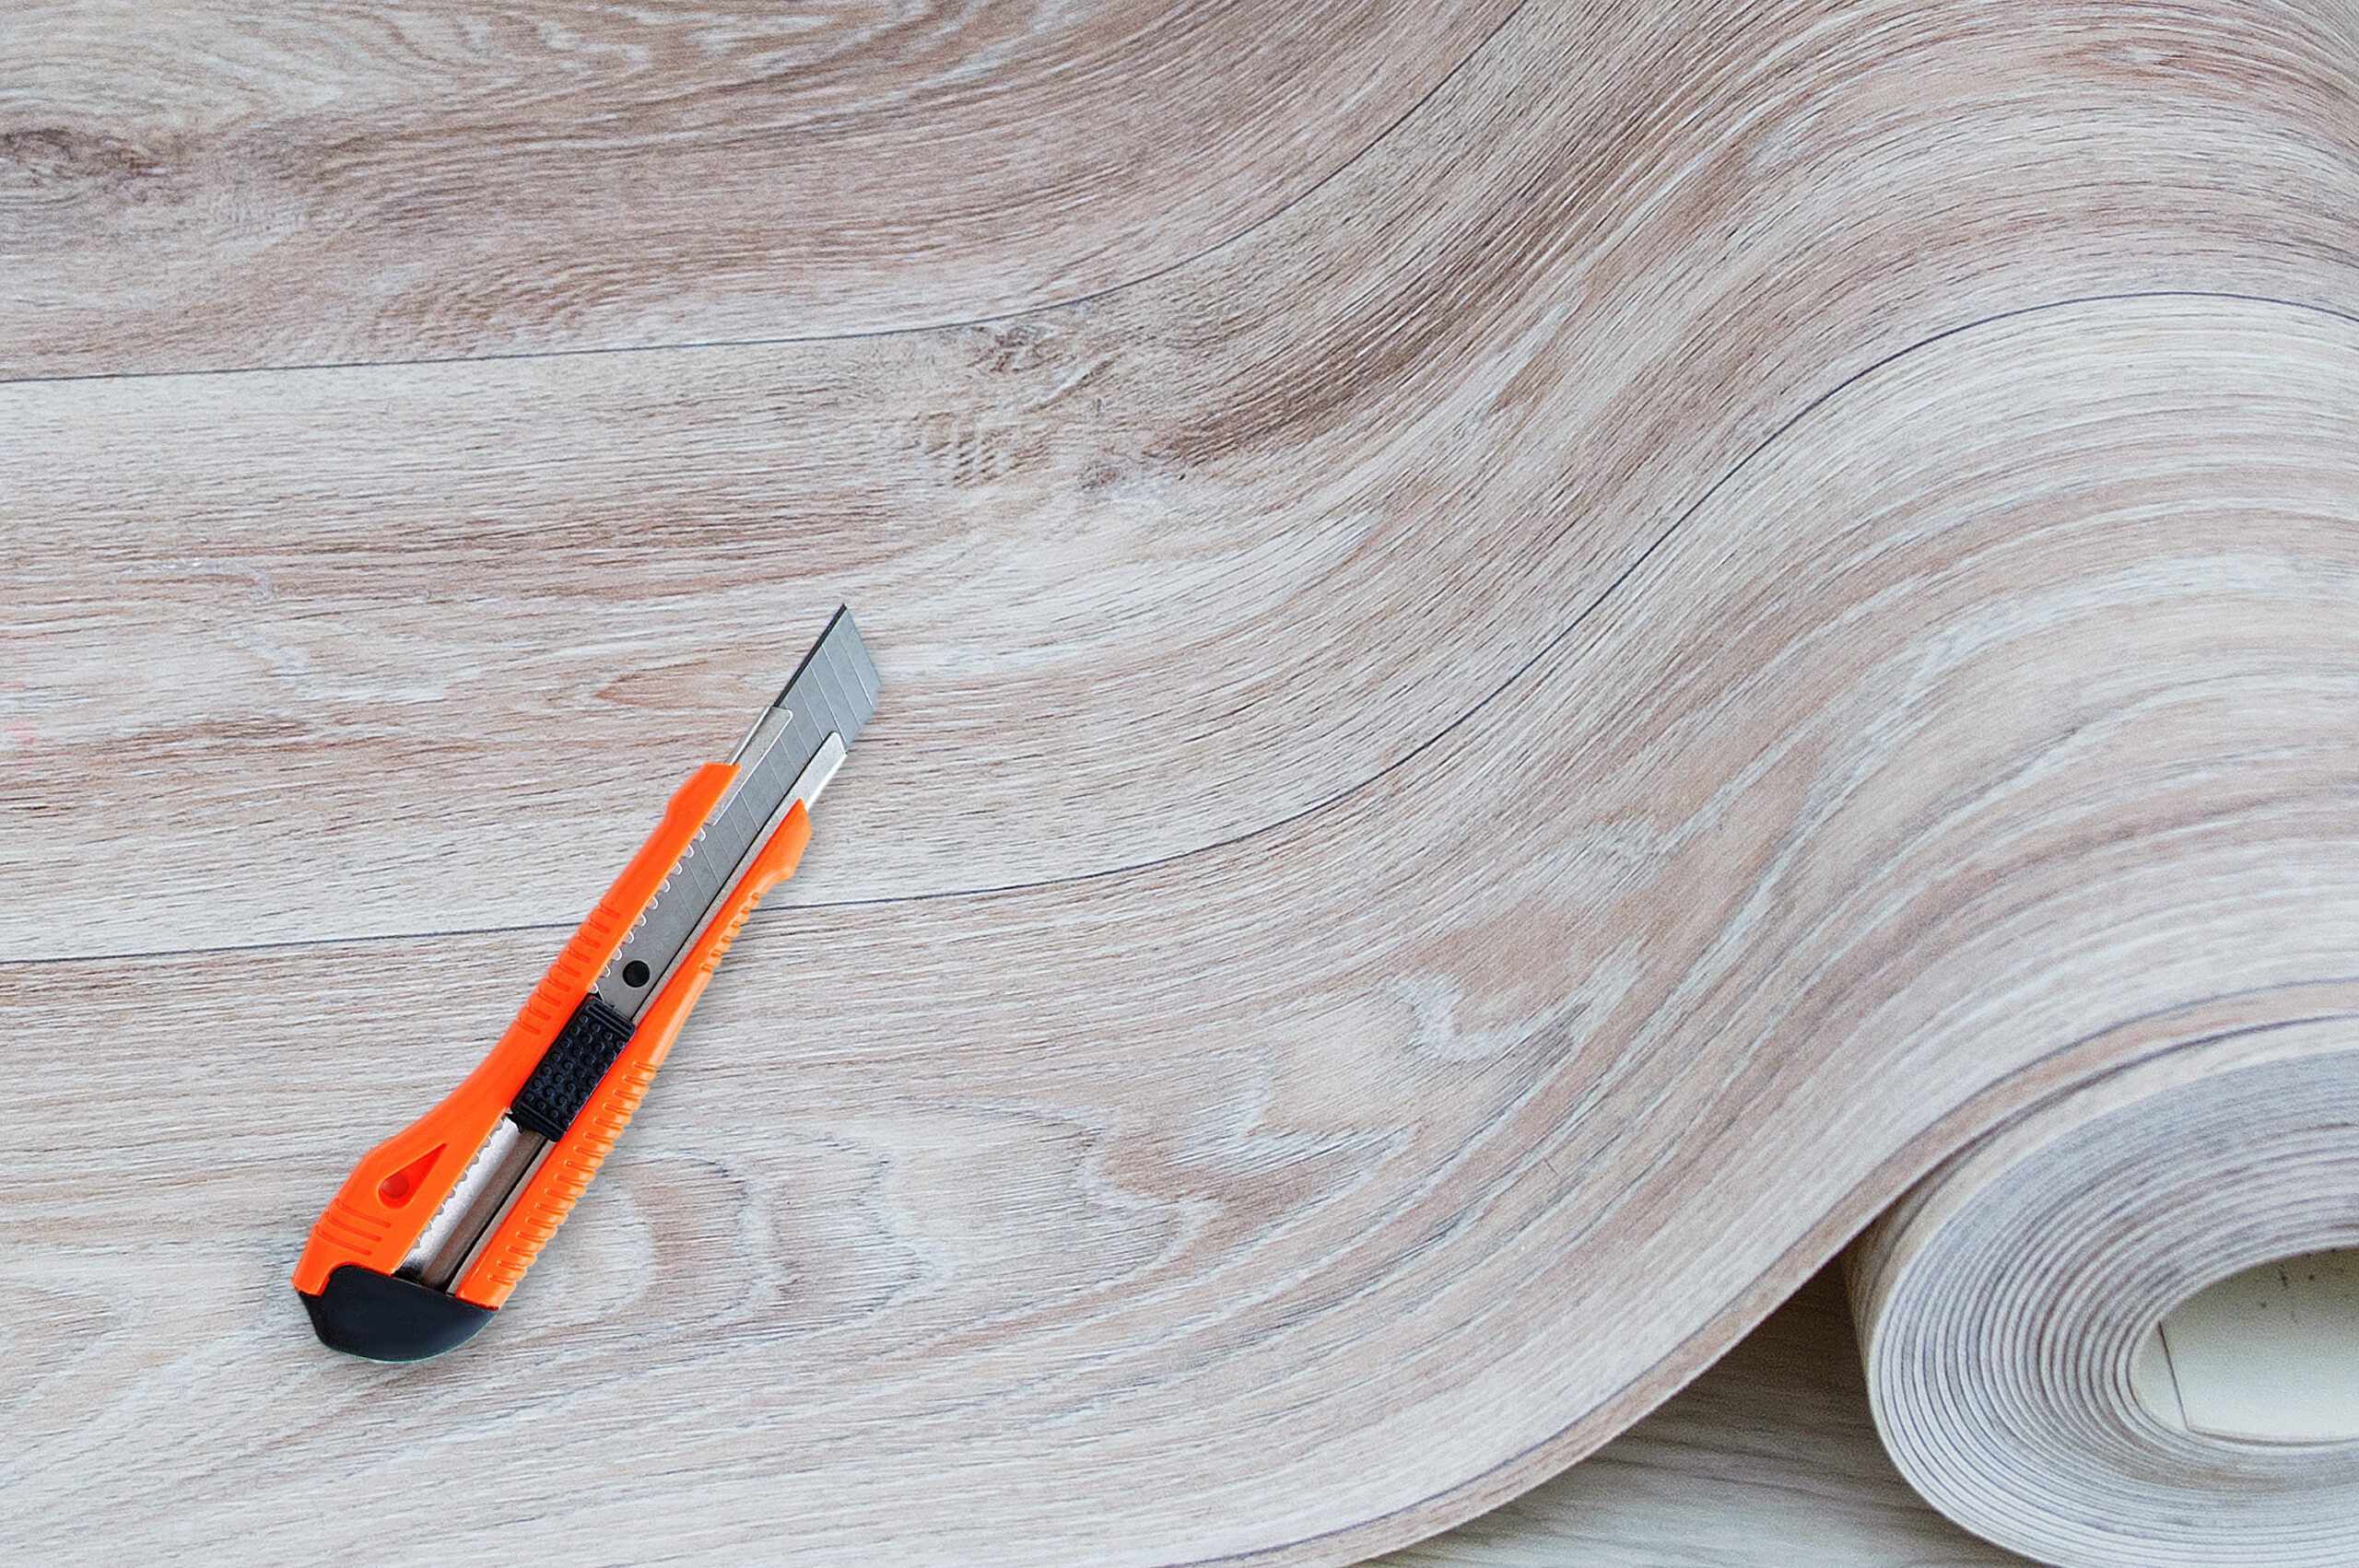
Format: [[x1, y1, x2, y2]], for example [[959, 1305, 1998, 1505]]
[[1851, 1012, 2359, 1567]]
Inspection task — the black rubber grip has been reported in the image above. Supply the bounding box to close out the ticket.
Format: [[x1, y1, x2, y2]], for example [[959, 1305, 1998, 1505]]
[[511, 993, 636, 1141]]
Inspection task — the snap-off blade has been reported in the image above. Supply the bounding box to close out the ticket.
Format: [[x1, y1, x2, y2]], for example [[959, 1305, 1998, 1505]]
[[594, 605, 880, 1024]]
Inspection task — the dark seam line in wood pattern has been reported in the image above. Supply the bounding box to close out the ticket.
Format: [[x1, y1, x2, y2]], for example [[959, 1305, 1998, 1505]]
[[837, 290, 2359, 896], [1188, 985, 2359, 1568], [0, 5, 1535, 391], [14, 288, 2350, 975]]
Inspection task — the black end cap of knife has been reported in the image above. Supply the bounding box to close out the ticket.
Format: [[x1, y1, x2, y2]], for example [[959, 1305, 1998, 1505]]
[[299, 1264, 495, 1362]]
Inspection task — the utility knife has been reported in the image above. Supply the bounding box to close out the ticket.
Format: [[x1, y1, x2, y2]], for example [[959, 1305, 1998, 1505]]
[[292, 606, 880, 1361]]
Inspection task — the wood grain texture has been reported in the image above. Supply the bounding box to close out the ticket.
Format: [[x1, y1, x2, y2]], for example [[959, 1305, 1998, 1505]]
[[7, 2, 2359, 1564], [1384, 1270, 2031, 1568], [0, 0, 1519, 375], [13, 0, 2359, 958]]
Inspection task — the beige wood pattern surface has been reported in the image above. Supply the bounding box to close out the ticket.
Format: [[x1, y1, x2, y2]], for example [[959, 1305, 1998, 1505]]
[[2, 1, 1520, 374], [6, 3, 2359, 1564], [1387, 1270, 2030, 1568]]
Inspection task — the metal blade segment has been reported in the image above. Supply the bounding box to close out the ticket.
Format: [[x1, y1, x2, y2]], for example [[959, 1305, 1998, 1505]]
[[593, 604, 880, 1024]]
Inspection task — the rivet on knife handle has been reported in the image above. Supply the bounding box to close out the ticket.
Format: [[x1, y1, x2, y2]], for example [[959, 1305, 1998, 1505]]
[[291, 606, 881, 1361]]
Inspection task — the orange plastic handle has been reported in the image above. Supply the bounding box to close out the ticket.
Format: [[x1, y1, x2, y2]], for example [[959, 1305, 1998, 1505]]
[[291, 762, 740, 1298], [454, 799, 811, 1306]]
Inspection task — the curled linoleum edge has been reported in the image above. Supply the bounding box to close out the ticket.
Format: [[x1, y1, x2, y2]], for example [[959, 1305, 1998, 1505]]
[[1852, 1012, 2359, 1567]]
